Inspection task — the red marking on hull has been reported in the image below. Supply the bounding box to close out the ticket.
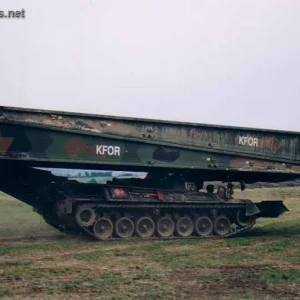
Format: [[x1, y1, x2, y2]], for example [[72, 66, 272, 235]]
[[63, 138, 104, 158], [0, 137, 14, 154]]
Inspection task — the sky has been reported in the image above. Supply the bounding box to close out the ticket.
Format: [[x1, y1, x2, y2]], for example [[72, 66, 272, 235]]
[[0, 0, 299, 131]]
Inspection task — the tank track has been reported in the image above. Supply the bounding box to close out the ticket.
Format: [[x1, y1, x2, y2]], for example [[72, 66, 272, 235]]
[[56, 200, 257, 241]]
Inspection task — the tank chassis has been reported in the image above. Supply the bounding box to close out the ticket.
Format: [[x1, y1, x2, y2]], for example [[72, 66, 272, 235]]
[[38, 171, 288, 241]]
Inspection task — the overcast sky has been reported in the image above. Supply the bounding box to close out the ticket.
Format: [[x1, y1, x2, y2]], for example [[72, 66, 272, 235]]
[[0, 1, 299, 131]]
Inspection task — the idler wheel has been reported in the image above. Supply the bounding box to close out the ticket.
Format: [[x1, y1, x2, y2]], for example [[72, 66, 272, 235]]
[[75, 206, 96, 227], [236, 208, 255, 228], [176, 216, 194, 237], [115, 217, 134, 238], [213, 216, 231, 236], [93, 218, 113, 240], [195, 216, 213, 237], [135, 217, 155, 238], [156, 216, 174, 237]]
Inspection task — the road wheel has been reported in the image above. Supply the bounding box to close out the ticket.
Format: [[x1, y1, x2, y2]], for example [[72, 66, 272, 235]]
[[136, 217, 155, 238], [156, 216, 174, 237], [195, 216, 213, 237], [93, 218, 113, 240], [115, 217, 134, 238], [236, 208, 255, 228], [176, 216, 194, 237], [213, 216, 231, 236], [75, 206, 96, 227]]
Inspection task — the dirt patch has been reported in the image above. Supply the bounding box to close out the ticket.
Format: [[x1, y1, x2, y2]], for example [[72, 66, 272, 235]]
[[0, 243, 132, 262]]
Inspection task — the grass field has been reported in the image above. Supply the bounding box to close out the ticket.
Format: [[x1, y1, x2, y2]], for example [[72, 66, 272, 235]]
[[1, 187, 300, 299]]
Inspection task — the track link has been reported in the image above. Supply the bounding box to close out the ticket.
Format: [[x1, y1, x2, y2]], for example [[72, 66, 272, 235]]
[[70, 201, 257, 241]]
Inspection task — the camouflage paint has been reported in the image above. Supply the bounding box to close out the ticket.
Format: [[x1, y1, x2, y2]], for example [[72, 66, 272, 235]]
[[1, 106, 300, 176]]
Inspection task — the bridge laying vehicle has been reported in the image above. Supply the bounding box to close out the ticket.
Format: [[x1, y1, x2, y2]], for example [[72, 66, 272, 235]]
[[0, 106, 299, 240]]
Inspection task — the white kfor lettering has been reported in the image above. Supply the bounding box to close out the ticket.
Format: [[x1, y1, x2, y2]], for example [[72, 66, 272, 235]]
[[108, 146, 114, 155], [96, 145, 121, 156], [115, 146, 120, 156], [96, 145, 102, 154], [103, 145, 107, 154], [238, 136, 259, 147]]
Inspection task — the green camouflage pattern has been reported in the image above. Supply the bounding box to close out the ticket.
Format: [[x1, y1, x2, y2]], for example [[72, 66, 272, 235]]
[[1, 105, 300, 183]]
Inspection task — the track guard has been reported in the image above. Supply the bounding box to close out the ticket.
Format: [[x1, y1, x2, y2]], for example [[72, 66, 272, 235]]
[[244, 200, 260, 216]]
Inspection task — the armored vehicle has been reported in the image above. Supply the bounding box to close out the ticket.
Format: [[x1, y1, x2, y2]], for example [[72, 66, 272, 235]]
[[0, 106, 298, 240]]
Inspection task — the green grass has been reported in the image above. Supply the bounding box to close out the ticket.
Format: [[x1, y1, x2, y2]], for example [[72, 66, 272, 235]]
[[1, 188, 300, 299], [0, 196, 58, 238]]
